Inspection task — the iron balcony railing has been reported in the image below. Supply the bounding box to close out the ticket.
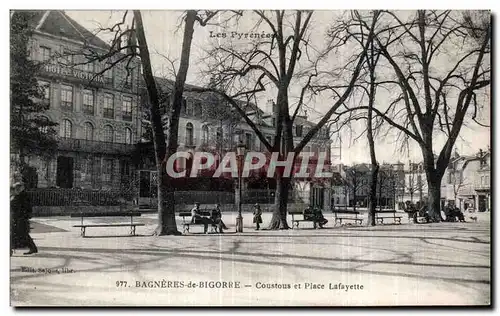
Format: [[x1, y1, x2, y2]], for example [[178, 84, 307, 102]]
[[58, 138, 136, 155]]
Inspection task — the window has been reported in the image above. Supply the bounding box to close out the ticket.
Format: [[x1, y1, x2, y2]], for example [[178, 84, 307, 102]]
[[81, 159, 93, 182], [181, 98, 187, 114], [125, 68, 133, 87], [84, 122, 93, 140], [103, 94, 114, 119], [186, 101, 193, 116], [295, 125, 303, 137], [122, 96, 132, 121], [120, 160, 131, 179], [82, 89, 94, 115], [61, 49, 73, 66], [38, 116, 49, 134], [103, 125, 114, 142], [102, 159, 114, 182], [202, 125, 209, 144], [60, 84, 73, 111], [82, 61, 94, 73], [39, 81, 50, 101], [194, 101, 202, 117], [124, 127, 133, 144], [103, 62, 113, 84], [40, 46, 51, 62], [60, 119, 72, 138], [216, 127, 223, 145], [272, 118, 276, 127], [245, 133, 253, 150], [185, 122, 194, 146]]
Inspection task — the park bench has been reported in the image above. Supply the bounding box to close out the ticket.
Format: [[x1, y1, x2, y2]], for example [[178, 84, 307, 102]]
[[70, 211, 144, 237], [178, 210, 215, 233], [289, 211, 320, 229], [375, 210, 402, 225], [403, 209, 429, 224], [332, 210, 363, 226]]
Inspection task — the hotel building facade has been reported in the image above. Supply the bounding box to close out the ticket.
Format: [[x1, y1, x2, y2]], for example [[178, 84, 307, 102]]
[[23, 11, 141, 190]]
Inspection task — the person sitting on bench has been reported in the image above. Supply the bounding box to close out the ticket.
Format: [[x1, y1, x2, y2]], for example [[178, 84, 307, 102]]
[[191, 202, 212, 234], [313, 207, 328, 228], [444, 202, 457, 222], [210, 204, 228, 233], [415, 204, 430, 224], [303, 206, 314, 221], [454, 206, 466, 222]]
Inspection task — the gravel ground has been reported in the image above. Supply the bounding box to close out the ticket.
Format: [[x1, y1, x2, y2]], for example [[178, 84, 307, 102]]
[[10, 211, 491, 306]]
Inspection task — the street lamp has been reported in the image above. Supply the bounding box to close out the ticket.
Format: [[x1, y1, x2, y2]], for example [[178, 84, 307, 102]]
[[235, 141, 247, 233]]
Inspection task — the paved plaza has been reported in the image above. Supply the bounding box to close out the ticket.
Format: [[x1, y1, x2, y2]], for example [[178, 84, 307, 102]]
[[10, 211, 491, 306]]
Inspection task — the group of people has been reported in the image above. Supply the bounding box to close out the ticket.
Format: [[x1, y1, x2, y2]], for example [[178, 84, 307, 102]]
[[10, 182, 38, 255], [191, 202, 330, 232], [303, 206, 328, 228], [443, 201, 466, 222], [190, 202, 265, 232], [190, 202, 229, 234], [404, 200, 466, 223], [404, 201, 431, 224]]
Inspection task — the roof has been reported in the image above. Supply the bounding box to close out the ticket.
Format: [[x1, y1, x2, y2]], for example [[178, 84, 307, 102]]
[[20, 10, 110, 50], [147, 76, 262, 114]]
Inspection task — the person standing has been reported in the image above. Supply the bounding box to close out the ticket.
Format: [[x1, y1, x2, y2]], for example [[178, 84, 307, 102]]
[[253, 203, 263, 230], [11, 182, 37, 255]]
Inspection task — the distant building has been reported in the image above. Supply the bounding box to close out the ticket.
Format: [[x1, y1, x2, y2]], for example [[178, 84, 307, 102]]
[[441, 148, 490, 212], [138, 79, 334, 208]]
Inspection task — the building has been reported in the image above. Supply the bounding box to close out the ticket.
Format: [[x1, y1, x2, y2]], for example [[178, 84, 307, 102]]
[[138, 79, 334, 208], [339, 163, 403, 209], [400, 160, 428, 204], [441, 148, 491, 212], [15, 10, 335, 208], [22, 11, 142, 190]]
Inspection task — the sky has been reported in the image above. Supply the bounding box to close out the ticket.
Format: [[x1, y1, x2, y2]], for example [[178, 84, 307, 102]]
[[65, 10, 491, 166]]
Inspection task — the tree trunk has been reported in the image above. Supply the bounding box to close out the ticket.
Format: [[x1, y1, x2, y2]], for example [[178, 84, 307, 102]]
[[134, 10, 198, 236], [367, 165, 379, 226], [427, 176, 443, 222], [267, 176, 291, 230], [154, 170, 180, 235]]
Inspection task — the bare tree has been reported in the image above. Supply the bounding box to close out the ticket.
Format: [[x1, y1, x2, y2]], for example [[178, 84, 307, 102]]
[[74, 10, 223, 235], [355, 10, 490, 221], [343, 165, 369, 213], [188, 10, 378, 229]]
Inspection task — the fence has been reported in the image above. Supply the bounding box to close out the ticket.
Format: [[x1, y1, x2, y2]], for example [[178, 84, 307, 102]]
[[27, 188, 311, 207], [27, 189, 122, 206]]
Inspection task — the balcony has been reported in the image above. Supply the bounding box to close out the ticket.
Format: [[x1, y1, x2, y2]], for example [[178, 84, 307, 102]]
[[122, 114, 133, 122], [58, 138, 136, 155], [103, 108, 114, 119], [82, 105, 94, 116]]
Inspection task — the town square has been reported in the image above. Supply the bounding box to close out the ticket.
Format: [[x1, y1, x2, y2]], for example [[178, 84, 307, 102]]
[[9, 9, 491, 306]]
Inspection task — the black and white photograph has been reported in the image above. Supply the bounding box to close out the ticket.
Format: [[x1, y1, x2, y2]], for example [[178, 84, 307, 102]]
[[8, 7, 491, 306]]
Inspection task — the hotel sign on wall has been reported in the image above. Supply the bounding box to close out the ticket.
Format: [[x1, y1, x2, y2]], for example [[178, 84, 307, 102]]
[[44, 64, 105, 84]]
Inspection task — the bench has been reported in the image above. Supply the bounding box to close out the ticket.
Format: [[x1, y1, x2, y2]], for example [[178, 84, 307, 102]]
[[375, 210, 402, 225], [332, 210, 363, 226], [178, 210, 215, 233], [289, 211, 319, 229], [70, 211, 144, 237], [404, 210, 429, 224]]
